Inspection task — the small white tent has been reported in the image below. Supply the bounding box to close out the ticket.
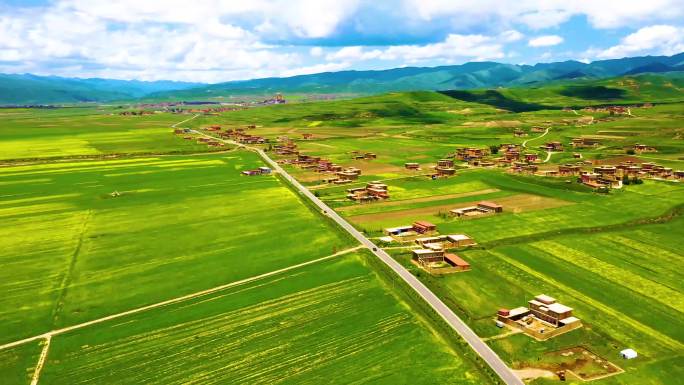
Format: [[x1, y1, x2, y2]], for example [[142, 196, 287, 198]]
[[620, 349, 637, 359]]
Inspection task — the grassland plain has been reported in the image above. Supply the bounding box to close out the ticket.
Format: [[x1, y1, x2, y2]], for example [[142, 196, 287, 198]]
[[37, 253, 490, 385], [0, 151, 355, 344], [0, 107, 211, 161]]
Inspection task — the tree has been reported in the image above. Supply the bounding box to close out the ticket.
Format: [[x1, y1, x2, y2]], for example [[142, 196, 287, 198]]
[[622, 175, 631, 185], [626, 149, 635, 155], [489, 145, 499, 154]]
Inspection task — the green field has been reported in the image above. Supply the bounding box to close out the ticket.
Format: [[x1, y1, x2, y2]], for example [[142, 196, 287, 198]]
[[0, 151, 356, 344], [0, 108, 210, 161], [36, 253, 487, 385]]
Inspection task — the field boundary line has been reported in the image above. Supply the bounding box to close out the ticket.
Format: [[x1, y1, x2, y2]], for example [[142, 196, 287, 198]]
[[29, 335, 51, 385], [0, 245, 362, 352], [51, 209, 91, 326], [171, 113, 200, 128]]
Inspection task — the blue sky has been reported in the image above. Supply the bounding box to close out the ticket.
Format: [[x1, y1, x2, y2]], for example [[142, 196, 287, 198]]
[[1, 0, 683, 82]]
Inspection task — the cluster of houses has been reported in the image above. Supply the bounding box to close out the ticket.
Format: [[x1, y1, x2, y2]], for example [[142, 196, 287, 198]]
[[450, 201, 503, 218], [241, 166, 272, 176], [195, 137, 225, 147], [544, 161, 682, 189], [381, 221, 475, 274], [273, 137, 299, 155], [346, 181, 389, 202], [172, 128, 226, 148], [119, 110, 154, 116], [497, 294, 582, 340], [455, 147, 487, 163], [217, 128, 267, 144], [260, 93, 286, 105], [277, 153, 364, 185]]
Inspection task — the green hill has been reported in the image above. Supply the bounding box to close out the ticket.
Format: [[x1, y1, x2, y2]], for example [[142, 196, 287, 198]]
[[147, 53, 684, 101]]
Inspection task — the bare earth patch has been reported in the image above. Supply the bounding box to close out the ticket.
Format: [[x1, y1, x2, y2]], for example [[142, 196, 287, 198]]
[[337, 188, 500, 213], [345, 193, 572, 225], [513, 368, 556, 381]]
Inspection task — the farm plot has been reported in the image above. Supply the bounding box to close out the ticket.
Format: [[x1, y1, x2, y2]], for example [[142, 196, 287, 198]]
[[0, 340, 43, 385], [39, 254, 488, 385], [346, 192, 571, 232], [478, 221, 684, 384], [0, 151, 353, 344], [438, 175, 684, 244]]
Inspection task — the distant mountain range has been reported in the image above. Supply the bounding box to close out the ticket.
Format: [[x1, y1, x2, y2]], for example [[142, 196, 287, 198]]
[[1, 53, 683, 105], [0, 74, 202, 105]]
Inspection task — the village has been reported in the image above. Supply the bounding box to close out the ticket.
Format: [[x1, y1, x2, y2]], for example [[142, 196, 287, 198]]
[[164, 99, 667, 385]]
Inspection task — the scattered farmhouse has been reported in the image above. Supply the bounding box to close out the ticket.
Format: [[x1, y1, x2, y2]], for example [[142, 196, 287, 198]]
[[497, 294, 582, 340], [351, 151, 377, 160], [415, 234, 476, 249], [450, 201, 503, 218], [434, 158, 456, 176], [633, 143, 657, 153], [411, 249, 471, 274], [405, 162, 420, 170], [571, 137, 601, 148], [514, 129, 527, 137], [539, 142, 564, 152], [241, 167, 271, 176], [558, 164, 582, 176], [384, 221, 437, 240], [347, 181, 389, 202]]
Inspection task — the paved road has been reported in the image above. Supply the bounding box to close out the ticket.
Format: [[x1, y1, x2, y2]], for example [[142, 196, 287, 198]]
[[202, 131, 523, 385]]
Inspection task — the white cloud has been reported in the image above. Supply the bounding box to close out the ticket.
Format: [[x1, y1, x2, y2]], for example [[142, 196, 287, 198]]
[[500, 30, 524, 43], [326, 46, 384, 61], [281, 61, 352, 77], [402, 0, 684, 29], [309, 47, 324, 57], [324, 34, 505, 64], [528, 35, 564, 47], [597, 25, 684, 58]]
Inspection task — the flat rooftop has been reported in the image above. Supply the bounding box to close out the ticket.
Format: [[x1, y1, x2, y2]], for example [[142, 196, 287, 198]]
[[447, 234, 472, 241], [548, 303, 573, 314], [535, 294, 556, 304]]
